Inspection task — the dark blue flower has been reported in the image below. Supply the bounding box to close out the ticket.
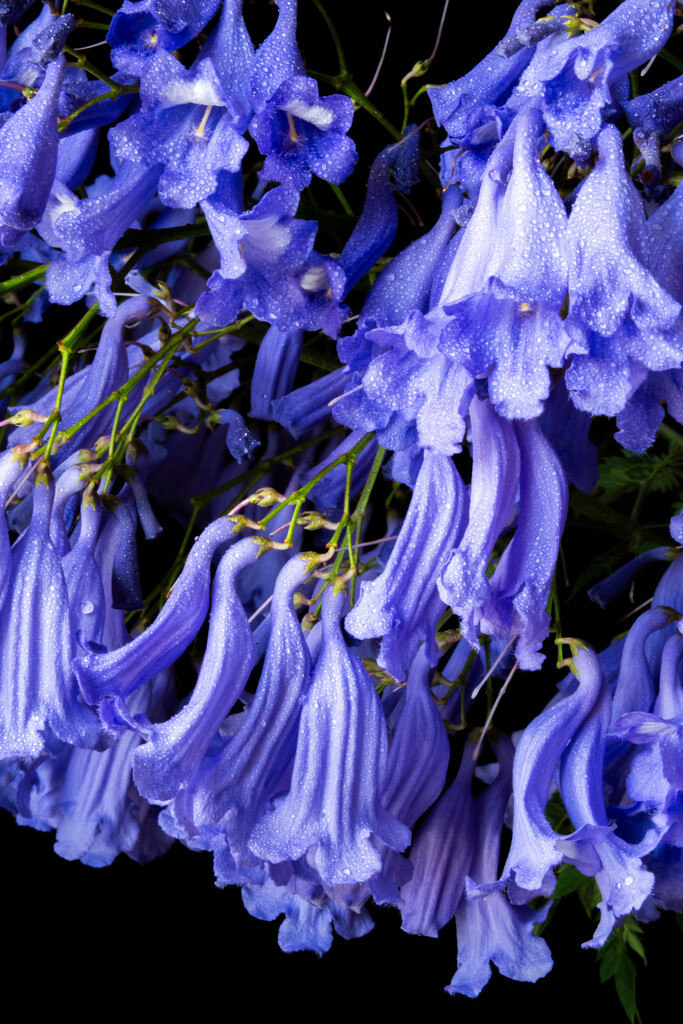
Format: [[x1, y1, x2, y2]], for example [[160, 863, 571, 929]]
[[250, 75, 356, 191], [0, 56, 64, 248], [110, 51, 248, 209], [108, 0, 222, 73]]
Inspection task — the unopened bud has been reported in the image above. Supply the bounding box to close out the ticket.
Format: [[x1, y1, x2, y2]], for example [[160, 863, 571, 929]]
[[5, 409, 48, 428], [252, 536, 291, 556], [436, 628, 461, 651], [302, 609, 320, 631], [227, 514, 263, 533], [297, 511, 339, 531], [11, 442, 38, 459], [250, 487, 286, 507]]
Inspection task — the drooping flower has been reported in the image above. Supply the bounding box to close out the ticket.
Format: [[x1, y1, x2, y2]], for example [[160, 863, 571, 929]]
[[249, 586, 410, 887], [0, 473, 101, 760], [0, 56, 65, 248], [346, 451, 468, 680], [448, 736, 552, 997]]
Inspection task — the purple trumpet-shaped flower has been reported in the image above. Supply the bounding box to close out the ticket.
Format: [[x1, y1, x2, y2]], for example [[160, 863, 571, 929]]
[[479, 418, 567, 671], [615, 181, 683, 451], [214, 409, 259, 464], [250, 75, 356, 191], [588, 548, 673, 610], [400, 735, 477, 937], [369, 648, 451, 904], [427, 0, 538, 201], [249, 0, 304, 114], [242, 876, 373, 956], [196, 179, 341, 333], [273, 367, 347, 439], [337, 109, 568, 453], [0, 6, 73, 98], [0, 56, 64, 248], [74, 516, 242, 717], [614, 633, 683, 836], [502, 645, 604, 898], [439, 396, 520, 647], [447, 736, 552, 997], [337, 132, 420, 294], [565, 125, 683, 417], [346, 451, 468, 680], [161, 554, 312, 877], [108, 0, 221, 71], [249, 587, 410, 887], [131, 538, 259, 804], [110, 50, 249, 209], [17, 674, 174, 868], [199, 0, 254, 126], [40, 163, 162, 316], [510, 0, 675, 163], [352, 183, 461, 336], [610, 604, 678, 728], [0, 474, 101, 760], [558, 648, 657, 948], [442, 108, 570, 420], [61, 494, 107, 647], [622, 74, 683, 186]]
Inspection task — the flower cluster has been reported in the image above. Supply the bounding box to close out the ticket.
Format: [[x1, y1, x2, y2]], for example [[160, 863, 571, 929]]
[[1, 0, 683, 1005]]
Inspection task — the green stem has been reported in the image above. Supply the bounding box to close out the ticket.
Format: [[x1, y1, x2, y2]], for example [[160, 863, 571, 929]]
[[0, 263, 49, 297], [328, 182, 354, 216], [100, 396, 127, 492], [311, 0, 348, 75], [42, 347, 70, 460], [258, 431, 374, 529], [349, 445, 385, 605], [660, 48, 683, 73], [73, 19, 111, 30], [112, 322, 198, 460], [44, 317, 186, 452], [71, 0, 114, 14], [59, 82, 138, 131], [310, 69, 401, 139], [63, 47, 118, 88], [285, 499, 305, 547], [344, 459, 355, 569], [400, 80, 410, 135], [32, 303, 99, 459]]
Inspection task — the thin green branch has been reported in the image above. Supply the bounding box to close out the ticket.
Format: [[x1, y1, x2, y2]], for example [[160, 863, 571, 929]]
[[0, 263, 49, 297]]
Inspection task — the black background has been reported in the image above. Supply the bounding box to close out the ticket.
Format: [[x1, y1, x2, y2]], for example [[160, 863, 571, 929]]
[[2, 0, 681, 1015]]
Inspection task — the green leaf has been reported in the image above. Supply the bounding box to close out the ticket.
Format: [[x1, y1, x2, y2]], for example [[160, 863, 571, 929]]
[[614, 955, 639, 1024], [595, 919, 644, 1024], [623, 918, 647, 965], [576, 874, 600, 915], [552, 863, 584, 900], [598, 947, 620, 983]]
